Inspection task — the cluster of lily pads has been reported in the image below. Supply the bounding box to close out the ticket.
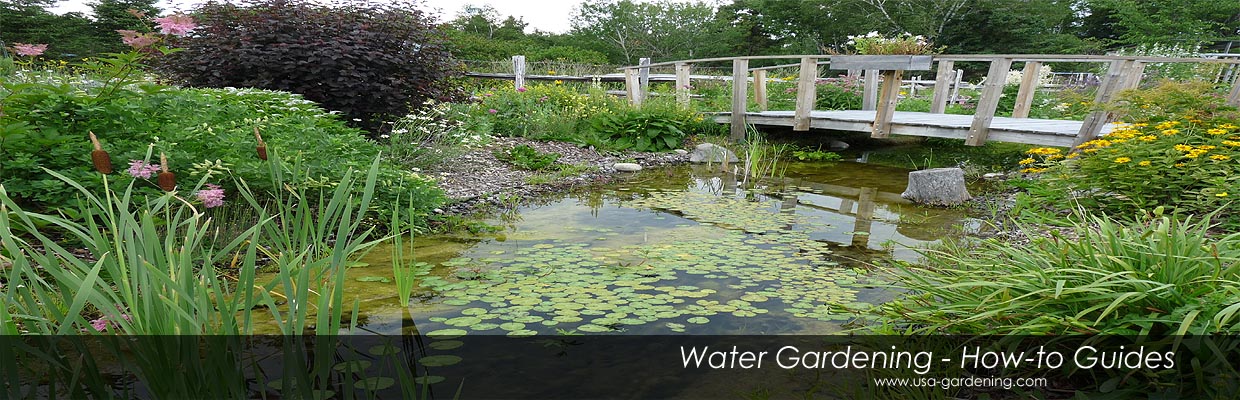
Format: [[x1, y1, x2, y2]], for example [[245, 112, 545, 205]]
[[416, 190, 871, 336]]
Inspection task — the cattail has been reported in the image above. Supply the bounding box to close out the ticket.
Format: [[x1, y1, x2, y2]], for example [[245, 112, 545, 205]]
[[88, 132, 113, 174], [254, 127, 268, 161], [157, 153, 176, 191]]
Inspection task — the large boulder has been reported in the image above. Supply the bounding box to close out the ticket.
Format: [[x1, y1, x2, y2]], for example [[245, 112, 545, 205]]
[[689, 143, 739, 164], [901, 167, 972, 206]]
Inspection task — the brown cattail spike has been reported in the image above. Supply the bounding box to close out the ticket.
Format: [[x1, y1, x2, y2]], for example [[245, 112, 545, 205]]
[[254, 127, 268, 161], [88, 132, 113, 174], [157, 153, 176, 191]]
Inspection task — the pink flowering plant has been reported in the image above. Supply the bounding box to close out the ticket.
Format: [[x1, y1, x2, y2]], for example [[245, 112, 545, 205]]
[[10, 43, 48, 57]]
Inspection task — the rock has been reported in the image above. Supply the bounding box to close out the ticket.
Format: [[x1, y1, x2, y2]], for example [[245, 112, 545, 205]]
[[901, 167, 972, 206], [827, 140, 850, 151], [673, 149, 689, 155], [689, 143, 739, 164], [613, 163, 643, 172], [981, 172, 1006, 181]]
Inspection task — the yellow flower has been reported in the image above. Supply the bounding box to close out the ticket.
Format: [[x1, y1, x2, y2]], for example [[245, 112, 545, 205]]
[[1220, 123, 1238, 129], [1223, 141, 1240, 147], [1138, 135, 1157, 142], [1137, 161, 1151, 166], [1210, 155, 1230, 161], [1020, 167, 1046, 173], [1174, 163, 1186, 167], [554, 80, 563, 85], [1174, 144, 1193, 151], [1048, 154, 1064, 160], [1161, 129, 1180, 135], [547, 70, 557, 75], [1113, 157, 1131, 164], [1207, 128, 1227, 135], [1218, 192, 1230, 197], [1197, 145, 1216, 150], [1018, 158, 1036, 165], [1083, 148, 1098, 153], [1066, 153, 1080, 159]]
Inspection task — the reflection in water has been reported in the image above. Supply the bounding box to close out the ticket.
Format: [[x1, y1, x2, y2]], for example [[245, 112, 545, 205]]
[[254, 161, 979, 335]]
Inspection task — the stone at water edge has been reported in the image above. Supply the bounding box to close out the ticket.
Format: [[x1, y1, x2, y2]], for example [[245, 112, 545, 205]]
[[689, 143, 739, 163], [613, 163, 643, 172], [981, 172, 1006, 181], [827, 139, 850, 150], [673, 149, 689, 155], [901, 167, 972, 206]]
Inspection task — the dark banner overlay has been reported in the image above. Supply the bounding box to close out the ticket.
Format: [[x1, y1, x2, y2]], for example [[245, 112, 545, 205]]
[[3, 335, 1238, 399]]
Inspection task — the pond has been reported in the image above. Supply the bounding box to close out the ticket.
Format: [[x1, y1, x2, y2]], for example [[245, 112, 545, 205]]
[[258, 160, 981, 336]]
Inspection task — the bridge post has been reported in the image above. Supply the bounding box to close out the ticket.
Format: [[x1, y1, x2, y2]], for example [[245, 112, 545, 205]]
[[930, 60, 955, 114], [730, 58, 749, 141], [962, 58, 1011, 146], [1229, 70, 1240, 106], [872, 70, 903, 138], [1122, 61, 1145, 90], [862, 70, 879, 111], [624, 68, 642, 106], [639, 58, 651, 103], [966, 57, 1013, 146], [1074, 59, 1132, 147], [794, 57, 818, 131], [851, 187, 877, 247], [1011, 61, 1041, 118], [676, 62, 692, 107], [512, 55, 526, 90], [754, 69, 768, 111]]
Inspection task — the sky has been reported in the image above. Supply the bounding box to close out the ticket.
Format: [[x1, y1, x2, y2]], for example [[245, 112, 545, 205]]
[[47, 0, 699, 34]]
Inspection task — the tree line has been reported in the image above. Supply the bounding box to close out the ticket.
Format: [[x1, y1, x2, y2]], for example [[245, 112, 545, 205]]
[[4, 0, 1238, 64]]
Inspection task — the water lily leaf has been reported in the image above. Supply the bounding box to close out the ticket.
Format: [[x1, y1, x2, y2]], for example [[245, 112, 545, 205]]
[[425, 328, 467, 338], [356, 276, 391, 283], [429, 340, 464, 350], [419, 355, 463, 367], [368, 344, 400, 356], [686, 317, 710, 324], [414, 376, 446, 385], [333, 360, 371, 373], [445, 316, 483, 327]]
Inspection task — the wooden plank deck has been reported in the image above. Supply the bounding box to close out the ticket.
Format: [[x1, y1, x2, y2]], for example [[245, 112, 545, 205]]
[[710, 110, 1111, 147]]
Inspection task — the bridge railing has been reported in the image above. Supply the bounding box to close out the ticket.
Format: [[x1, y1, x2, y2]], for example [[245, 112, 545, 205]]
[[618, 54, 1240, 147]]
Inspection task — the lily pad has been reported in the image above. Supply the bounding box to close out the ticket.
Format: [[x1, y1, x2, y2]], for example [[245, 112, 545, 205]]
[[332, 360, 371, 373], [686, 317, 710, 324], [419, 355, 463, 367], [354, 377, 396, 390], [355, 276, 391, 283], [414, 376, 446, 385], [429, 340, 464, 350], [425, 329, 467, 338]]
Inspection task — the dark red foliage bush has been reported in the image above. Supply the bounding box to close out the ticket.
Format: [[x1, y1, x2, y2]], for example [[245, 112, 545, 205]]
[[162, 0, 461, 134]]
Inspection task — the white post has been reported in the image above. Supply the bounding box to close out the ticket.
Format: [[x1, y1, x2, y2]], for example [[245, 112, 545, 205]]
[[512, 55, 526, 90]]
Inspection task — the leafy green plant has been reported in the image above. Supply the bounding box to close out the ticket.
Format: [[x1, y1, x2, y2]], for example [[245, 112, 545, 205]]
[[791, 147, 842, 162], [494, 144, 560, 170], [0, 79, 444, 227]]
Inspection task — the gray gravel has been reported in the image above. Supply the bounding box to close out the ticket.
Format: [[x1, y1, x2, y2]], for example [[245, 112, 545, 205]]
[[428, 137, 688, 215]]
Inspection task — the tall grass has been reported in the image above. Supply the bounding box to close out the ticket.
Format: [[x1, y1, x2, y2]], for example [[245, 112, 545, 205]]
[[1, 150, 426, 398], [875, 209, 1240, 336], [736, 128, 792, 185]]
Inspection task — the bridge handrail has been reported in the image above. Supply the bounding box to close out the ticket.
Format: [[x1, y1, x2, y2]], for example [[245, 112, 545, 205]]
[[617, 54, 1240, 71]]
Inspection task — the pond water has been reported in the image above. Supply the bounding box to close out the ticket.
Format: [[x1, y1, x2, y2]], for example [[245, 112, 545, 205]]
[[260, 160, 981, 336]]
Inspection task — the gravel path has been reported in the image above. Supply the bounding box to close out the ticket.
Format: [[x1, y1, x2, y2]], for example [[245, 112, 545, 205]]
[[427, 137, 689, 215]]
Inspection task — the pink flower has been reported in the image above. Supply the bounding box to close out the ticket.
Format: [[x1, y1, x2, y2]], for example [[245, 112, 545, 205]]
[[90, 318, 110, 331], [127, 159, 161, 179], [516, 87, 527, 93], [117, 30, 159, 49], [153, 14, 197, 36], [12, 43, 47, 57], [195, 184, 225, 208], [488, 109, 498, 114]]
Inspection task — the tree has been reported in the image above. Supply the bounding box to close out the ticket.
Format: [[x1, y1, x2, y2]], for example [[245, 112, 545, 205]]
[[569, 0, 716, 63], [1083, 0, 1240, 47], [90, 0, 160, 53]]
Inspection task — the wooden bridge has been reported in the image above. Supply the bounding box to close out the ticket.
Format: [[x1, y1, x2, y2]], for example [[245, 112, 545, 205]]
[[617, 54, 1240, 147]]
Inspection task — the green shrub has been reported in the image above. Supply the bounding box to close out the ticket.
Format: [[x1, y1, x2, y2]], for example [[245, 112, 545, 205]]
[[494, 144, 559, 170], [385, 101, 493, 170], [0, 81, 443, 224], [161, 0, 460, 134]]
